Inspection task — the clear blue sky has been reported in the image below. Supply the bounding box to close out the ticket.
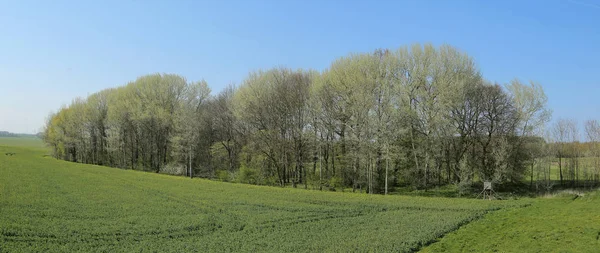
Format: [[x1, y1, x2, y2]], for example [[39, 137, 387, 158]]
[[1, 0, 599, 134]]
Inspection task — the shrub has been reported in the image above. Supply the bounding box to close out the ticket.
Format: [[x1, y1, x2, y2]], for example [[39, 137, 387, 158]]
[[458, 180, 473, 197], [329, 176, 343, 191], [216, 170, 230, 182], [264, 176, 279, 186], [237, 166, 257, 184], [160, 163, 186, 176]]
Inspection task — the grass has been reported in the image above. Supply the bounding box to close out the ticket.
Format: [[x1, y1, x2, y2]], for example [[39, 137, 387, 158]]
[[546, 157, 599, 181], [0, 137, 527, 252], [422, 191, 600, 252], [0, 136, 46, 149]]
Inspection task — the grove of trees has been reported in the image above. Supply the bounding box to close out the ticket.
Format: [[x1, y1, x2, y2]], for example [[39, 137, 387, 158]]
[[534, 119, 600, 190], [44, 43, 586, 194]]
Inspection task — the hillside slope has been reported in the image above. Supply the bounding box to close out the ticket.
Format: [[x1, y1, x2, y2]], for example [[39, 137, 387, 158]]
[[422, 192, 600, 252]]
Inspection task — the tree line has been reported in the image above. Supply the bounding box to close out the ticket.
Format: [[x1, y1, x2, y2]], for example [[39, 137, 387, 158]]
[[0, 131, 39, 138], [530, 119, 600, 191], [44, 43, 560, 194]]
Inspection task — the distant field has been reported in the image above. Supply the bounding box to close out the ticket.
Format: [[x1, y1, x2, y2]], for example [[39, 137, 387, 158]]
[[544, 157, 599, 182], [0, 136, 45, 148], [0, 137, 526, 252]]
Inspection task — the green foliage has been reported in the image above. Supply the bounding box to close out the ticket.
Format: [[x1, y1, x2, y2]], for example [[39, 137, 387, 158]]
[[160, 163, 186, 176], [0, 142, 528, 252], [210, 143, 230, 172], [329, 176, 343, 191], [42, 43, 559, 194], [263, 175, 279, 186], [457, 180, 474, 197], [305, 171, 322, 190], [216, 170, 230, 182], [43, 73, 212, 172], [237, 166, 257, 184]]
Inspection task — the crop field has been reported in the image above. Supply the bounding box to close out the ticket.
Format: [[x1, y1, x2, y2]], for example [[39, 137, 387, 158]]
[[3, 137, 598, 252], [0, 137, 528, 252]]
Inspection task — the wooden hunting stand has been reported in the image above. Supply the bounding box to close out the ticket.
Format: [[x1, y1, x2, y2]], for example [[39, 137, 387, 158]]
[[477, 181, 496, 200]]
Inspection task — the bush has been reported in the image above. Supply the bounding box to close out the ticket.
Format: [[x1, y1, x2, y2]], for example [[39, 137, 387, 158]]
[[329, 176, 343, 191], [458, 180, 473, 197], [160, 163, 186, 176], [263, 176, 279, 186], [216, 170, 230, 182], [237, 166, 257, 184]]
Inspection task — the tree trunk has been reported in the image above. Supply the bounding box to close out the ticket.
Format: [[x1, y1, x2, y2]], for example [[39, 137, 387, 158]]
[[410, 128, 420, 188], [559, 156, 563, 185], [385, 157, 388, 195], [530, 161, 534, 189]]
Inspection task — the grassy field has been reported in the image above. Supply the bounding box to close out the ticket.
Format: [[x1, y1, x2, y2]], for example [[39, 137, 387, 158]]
[[1, 137, 598, 252], [0, 136, 46, 148], [544, 157, 599, 181], [422, 192, 600, 252], [0, 137, 525, 252]]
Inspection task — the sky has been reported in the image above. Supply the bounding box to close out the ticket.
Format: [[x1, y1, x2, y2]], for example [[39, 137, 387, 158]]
[[1, 0, 599, 134]]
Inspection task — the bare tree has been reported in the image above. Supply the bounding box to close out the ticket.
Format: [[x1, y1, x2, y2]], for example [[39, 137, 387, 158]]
[[552, 119, 571, 185], [585, 120, 600, 184]]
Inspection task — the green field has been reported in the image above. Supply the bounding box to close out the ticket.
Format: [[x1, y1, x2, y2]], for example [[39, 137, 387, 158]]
[[548, 157, 599, 182], [0, 136, 46, 148], [1, 137, 598, 252], [423, 192, 600, 252]]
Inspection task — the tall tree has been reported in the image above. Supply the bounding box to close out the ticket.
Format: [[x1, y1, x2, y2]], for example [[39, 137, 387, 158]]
[[506, 79, 552, 187], [551, 118, 573, 185], [42, 44, 556, 194], [585, 120, 600, 183]]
